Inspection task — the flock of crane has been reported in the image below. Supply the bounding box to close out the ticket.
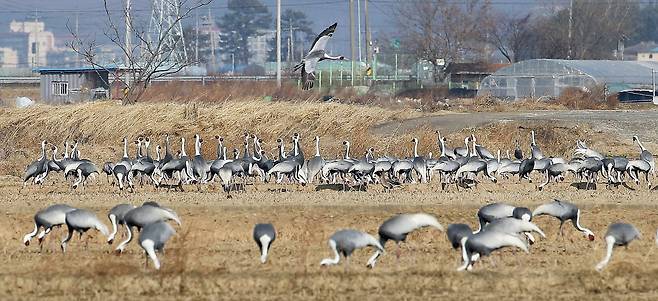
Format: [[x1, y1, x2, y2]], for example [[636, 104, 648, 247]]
[[22, 130, 656, 194], [22, 199, 653, 272]]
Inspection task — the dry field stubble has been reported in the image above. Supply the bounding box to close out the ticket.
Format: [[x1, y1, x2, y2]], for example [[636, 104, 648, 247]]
[[1, 179, 658, 300]]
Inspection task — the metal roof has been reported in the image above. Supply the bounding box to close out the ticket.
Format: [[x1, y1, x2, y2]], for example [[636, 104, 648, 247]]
[[35, 64, 122, 74], [490, 59, 658, 86]]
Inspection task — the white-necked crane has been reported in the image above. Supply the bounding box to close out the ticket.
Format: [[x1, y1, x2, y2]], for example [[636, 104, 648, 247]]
[[294, 23, 345, 90], [366, 213, 443, 268], [595, 222, 641, 271], [253, 223, 276, 264], [23, 204, 76, 251], [320, 229, 384, 267], [60, 208, 109, 253], [532, 199, 595, 240], [139, 221, 176, 270]]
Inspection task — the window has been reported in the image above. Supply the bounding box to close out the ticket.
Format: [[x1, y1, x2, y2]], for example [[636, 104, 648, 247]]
[[52, 81, 69, 96]]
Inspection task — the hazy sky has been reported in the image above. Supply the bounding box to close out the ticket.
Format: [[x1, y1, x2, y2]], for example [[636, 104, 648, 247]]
[[0, 0, 565, 55]]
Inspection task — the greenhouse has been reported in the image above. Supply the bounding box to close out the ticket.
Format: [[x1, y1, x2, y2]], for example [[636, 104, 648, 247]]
[[478, 59, 658, 100]]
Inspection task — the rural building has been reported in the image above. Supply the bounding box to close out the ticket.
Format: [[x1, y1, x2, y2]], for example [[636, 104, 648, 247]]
[[624, 41, 658, 61], [478, 59, 658, 102], [445, 62, 508, 97], [37, 66, 117, 104]]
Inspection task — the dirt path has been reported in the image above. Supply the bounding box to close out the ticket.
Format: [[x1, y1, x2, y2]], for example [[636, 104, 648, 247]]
[[373, 109, 658, 143]]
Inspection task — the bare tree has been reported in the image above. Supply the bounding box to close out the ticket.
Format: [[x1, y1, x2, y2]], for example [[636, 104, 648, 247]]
[[484, 13, 534, 63], [396, 0, 491, 84], [69, 0, 211, 105]]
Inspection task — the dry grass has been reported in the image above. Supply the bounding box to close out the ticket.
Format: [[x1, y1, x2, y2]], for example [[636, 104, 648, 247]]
[[0, 86, 40, 107], [2, 179, 658, 300]]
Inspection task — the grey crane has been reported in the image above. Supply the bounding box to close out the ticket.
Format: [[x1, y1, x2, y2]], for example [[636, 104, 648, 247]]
[[160, 137, 190, 186], [457, 230, 529, 271], [483, 217, 546, 245], [306, 136, 326, 183], [366, 213, 443, 268], [191, 134, 210, 183], [595, 222, 641, 271], [22, 140, 49, 188], [71, 161, 100, 190], [115, 204, 181, 253], [453, 136, 470, 157], [107, 203, 137, 244], [253, 223, 276, 264], [471, 134, 495, 160], [139, 221, 176, 270], [626, 159, 652, 189], [411, 138, 428, 183], [446, 224, 473, 250], [476, 203, 532, 233], [23, 204, 76, 251], [320, 229, 384, 267], [436, 131, 456, 160], [532, 199, 595, 240], [633, 135, 655, 176], [514, 140, 523, 160], [60, 208, 109, 253], [530, 130, 544, 160], [294, 23, 346, 90]]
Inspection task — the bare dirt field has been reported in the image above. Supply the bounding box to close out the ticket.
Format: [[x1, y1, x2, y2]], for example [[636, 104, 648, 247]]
[[1, 178, 658, 301]]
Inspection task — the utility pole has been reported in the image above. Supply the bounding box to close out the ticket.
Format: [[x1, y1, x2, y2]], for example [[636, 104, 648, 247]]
[[75, 12, 79, 66], [357, 0, 362, 63], [349, 0, 356, 86], [364, 0, 372, 66], [209, 8, 216, 68], [125, 0, 131, 85], [289, 18, 294, 62], [567, 0, 573, 60], [276, 0, 282, 87], [195, 11, 199, 64]]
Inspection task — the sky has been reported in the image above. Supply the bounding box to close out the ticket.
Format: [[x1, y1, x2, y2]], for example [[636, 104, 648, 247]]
[[0, 0, 566, 57]]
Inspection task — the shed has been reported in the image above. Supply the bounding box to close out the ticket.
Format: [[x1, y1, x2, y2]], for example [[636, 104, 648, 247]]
[[478, 59, 658, 101], [36, 66, 118, 104]]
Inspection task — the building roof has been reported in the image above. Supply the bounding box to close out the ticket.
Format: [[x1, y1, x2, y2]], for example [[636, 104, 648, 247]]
[[489, 59, 658, 86], [624, 41, 658, 55], [445, 63, 509, 75], [35, 64, 122, 74]]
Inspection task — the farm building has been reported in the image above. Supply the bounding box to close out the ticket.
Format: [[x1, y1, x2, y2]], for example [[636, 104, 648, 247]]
[[478, 59, 658, 101], [37, 66, 119, 104]]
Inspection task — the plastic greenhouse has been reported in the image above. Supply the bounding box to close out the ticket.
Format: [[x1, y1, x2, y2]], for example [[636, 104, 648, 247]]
[[478, 59, 658, 100]]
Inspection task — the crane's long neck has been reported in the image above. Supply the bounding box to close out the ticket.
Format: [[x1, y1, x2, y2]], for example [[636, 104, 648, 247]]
[[636, 139, 646, 151], [51, 147, 59, 161], [156, 147, 161, 161], [244, 140, 250, 157], [278, 143, 285, 160], [321, 239, 341, 265], [253, 137, 260, 154], [39, 141, 46, 160], [457, 237, 471, 271], [63, 142, 69, 159], [596, 236, 616, 270], [195, 136, 201, 156], [123, 139, 128, 158], [137, 141, 142, 158], [217, 139, 223, 159], [107, 214, 118, 243], [344, 143, 351, 160], [71, 143, 79, 159], [497, 150, 501, 163], [439, 138, 446, 156], [413, 140, 419, 157], [531, 131, 536, 146], [259, 235, 271, 263], [471, 139, 477, 157], [165, 136, 171, 155], [574, 209, 592, 234], [145, 142, 151, 158], [181, 138, 187, 157], [315, 137, 321, 157], [323, 53, 343, 60], [293, 139, 299, 156]]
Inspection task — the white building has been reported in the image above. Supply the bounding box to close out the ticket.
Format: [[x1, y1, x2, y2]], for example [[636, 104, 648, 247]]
[[10, 20, 57, 67], [248, 30, 275, 65], [0, 47, 19, 68]]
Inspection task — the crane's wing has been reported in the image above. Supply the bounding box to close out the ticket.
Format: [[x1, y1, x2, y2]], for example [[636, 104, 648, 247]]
[[301, 58, 319, 90], [308, 23, 337, 54]]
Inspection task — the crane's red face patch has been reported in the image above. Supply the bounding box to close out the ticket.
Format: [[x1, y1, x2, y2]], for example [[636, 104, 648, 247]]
[[588, 234, 595, 241]]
